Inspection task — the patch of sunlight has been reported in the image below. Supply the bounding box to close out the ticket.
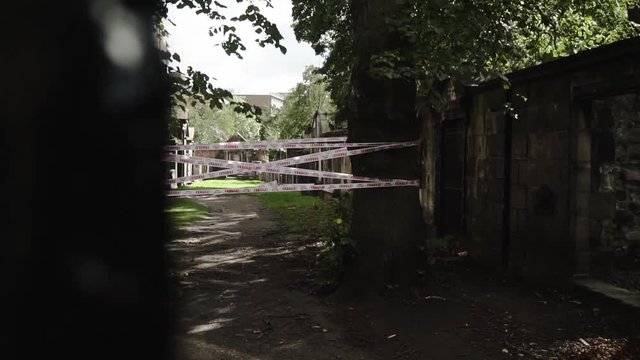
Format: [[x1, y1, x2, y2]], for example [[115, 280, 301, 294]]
[[195, 259, 256, 270], [215, 304, 236, 315], [182, 179, 262, 190], [166, 206, 200, 213], [210, 221, 241, 229], [188, 318, 234, 334], [172, 234, 227, 245], [274, 340, 304, 351], [247, 278, 268, 284], [194, 253, 257, 269]]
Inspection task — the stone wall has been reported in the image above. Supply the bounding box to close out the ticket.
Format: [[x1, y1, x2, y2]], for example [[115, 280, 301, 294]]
[[463, 78, 575, 283], [464, 88, 508, 269], [506, 77, 573, 283], [590, 94, 640, 276], [421, 37, 640, 285]]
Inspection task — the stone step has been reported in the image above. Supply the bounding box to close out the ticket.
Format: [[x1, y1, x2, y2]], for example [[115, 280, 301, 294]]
[[573, 277, 640, 311]]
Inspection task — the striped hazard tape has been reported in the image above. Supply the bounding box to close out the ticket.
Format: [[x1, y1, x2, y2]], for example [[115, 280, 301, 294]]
[[165, 138, 421, 196], [166, 141, 393, 151], [167, 141, 418, 184], [166, 180, 420, 197], [166, 136, 347, 152]]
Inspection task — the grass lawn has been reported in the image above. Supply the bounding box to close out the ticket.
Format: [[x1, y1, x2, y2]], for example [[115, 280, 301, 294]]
[[170, 179, 343, 238], [180, 179, 262, 190], [165, 198, 209, 230], [176, 179, 341, 237], [168, 178, 351, 282], [259, 191, 353, 284], [258, 192, 340, 237], [166, 179, 261, 230]]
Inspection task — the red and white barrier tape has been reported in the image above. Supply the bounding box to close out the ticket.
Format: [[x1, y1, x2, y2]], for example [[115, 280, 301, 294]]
[[166, 136, 347, 152], [166, 180, 419, 197], [166, 153, 402, 183], [165, 147, 347, 184], [165, 139, 421, 196], [166, 141, 418, 184], [166, 141, 394, 151], [166, 153, 407, 183]]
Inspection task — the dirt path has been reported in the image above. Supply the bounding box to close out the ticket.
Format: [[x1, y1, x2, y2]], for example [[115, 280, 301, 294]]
[[170, 195, 639, 360], [169, 195, 372, 360]]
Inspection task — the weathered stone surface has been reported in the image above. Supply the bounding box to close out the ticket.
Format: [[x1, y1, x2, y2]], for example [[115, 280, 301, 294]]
[[550, 132, 570, 160], [629, 145, 640, 161], [487, 134, 505, 157], [589, 220, 603, 245], [515, 105, 538, 133], [511, 185, 527, 210], [469, 135, 486, 158], [541, 101, 571, 130], [625, 230, 640, 242], [487, 180, 504, 202], [626, 129, 640, 142], [590, 193, 617, 220], [468, 112, 485, 135], [629, 202, 640, 214], [577, 131, 592, 162], [576, 168, 592, 192], [532, 185, 556, 215], [484, 111, 504, 134], [528, 132, 569, 160], [488, 158, 504, 179], [518, 162, 542, 187], [615, 209, 635, 225], [511, 161, 520, 184], [595, 106, 615, 129], [574, 278, 640, 310], [512, 134, 528, 160], [493, 203, 503, 226], [424, 48, 640, 286]]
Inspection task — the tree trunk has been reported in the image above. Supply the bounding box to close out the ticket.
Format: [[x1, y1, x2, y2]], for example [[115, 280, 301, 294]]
[[345, 0, 425, 294]]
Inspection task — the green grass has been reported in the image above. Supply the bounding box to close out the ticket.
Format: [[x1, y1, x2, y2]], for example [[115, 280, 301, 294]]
[[165, 197, 210, 229], [168, 178, 354, 284], [258, 192, 340, 236], [167, 179, 259, 230], [180, 179, 262, 190], [259, 191, 354, 284]]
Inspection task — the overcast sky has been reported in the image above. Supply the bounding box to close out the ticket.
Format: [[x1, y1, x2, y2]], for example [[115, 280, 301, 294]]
[[166, 0, 324, 95]]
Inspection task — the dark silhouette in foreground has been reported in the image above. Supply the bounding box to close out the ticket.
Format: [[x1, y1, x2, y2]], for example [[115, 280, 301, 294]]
[[0, 1, 171, 359]]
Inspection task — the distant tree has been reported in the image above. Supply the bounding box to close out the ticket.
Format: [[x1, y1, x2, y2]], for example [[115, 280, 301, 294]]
[[277, 66, 336, 139], [155, 0, 287, 139], [257, 111, 282, 141], [187, 100, 261, 144]]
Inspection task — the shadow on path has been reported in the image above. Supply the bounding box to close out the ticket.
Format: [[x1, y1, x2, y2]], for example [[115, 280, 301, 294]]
[[170, 195, 640, 360]]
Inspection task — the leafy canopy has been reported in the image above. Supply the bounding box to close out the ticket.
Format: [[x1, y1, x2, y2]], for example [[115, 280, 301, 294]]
[[292, 0, 640, 111]]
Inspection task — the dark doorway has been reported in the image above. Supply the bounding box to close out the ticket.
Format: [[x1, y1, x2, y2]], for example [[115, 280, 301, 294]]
[[438, 118, 465, 236]]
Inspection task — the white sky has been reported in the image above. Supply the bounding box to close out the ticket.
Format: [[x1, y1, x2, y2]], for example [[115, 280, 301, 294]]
[[165, 0, 324, 94]]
